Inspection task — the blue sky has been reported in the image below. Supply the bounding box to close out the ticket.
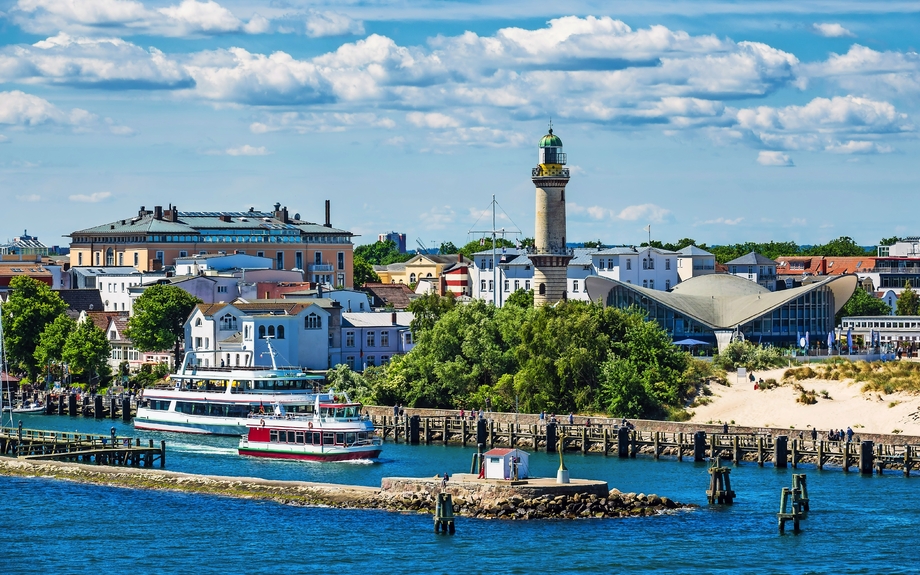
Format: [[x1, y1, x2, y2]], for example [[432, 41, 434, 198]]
[[1, 1, 918, 250]]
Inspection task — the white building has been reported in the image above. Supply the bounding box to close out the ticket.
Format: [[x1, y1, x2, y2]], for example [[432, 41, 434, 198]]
[[71, 267, 167, 313], [725, 252, 778, 291], [677, 245, 717, 282]]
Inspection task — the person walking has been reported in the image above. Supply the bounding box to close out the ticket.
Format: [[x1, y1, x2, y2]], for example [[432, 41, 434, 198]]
[[568, 412, 575, 425]]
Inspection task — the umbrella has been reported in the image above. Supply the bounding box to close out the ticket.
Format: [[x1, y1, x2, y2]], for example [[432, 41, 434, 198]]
[[672, 338, 709, 346], [805, 331, 810, 348], [827, 331, 833, 349]]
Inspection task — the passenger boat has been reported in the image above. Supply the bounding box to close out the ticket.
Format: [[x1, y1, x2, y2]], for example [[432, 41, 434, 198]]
[[3, 400, 45, 414], [238, 395, 382, 462], [134, 340, 330, 435]]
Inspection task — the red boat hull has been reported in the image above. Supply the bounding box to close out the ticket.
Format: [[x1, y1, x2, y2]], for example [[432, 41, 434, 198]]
[[238, 448, 382, 462]]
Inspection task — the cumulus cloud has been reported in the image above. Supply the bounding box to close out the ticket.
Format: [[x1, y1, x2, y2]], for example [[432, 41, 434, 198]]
[[812, 23, 855, 38], [305, 10, 364, 38], [757, 151, 794, 166], [13, 0, 270, 37], [225, 144, 270, 156], [803, 45, 920, 97], [0, 90, 95, 127], [616, 204, 671, 223], [69, 191, 112, 202], [0, 134, 8, 143]]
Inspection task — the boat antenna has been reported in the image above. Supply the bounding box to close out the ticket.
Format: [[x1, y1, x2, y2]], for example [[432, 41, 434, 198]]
[[263, 336, 279, 370]]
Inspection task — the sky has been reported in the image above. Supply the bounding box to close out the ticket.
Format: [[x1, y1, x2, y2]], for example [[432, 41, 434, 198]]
[[0, 1, 918, 251]]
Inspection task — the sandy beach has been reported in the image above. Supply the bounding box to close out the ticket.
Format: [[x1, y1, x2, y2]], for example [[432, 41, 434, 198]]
[[688, 367, 920, 436]]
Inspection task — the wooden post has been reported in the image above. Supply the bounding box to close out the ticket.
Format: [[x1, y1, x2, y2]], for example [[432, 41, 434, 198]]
[[653, 431, 660, 460], [905, 445, 912, 478], [757, 436, 764, 467], [160, 440, 166, 468], [461, 419, 467, 447], [732, 435, 740, 465], [791, 439, 798, 469], [842, 442, 850, 473], [442, 416, 449, 445], [533, 424, 538, 451], [581, 427, 587, 454], [603, 428, 609, 456], [509, 423, 514, 448], [817, 440, 824, 470], [617, 426, 629, 458], [693, 431, 706, 462], [546, 423, 557, 453], [774, 435, 788, 468], [859, 441, 873, 475], [678, 432, 684, 461]]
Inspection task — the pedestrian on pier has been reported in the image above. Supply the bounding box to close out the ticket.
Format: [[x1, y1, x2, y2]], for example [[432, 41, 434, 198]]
[[722, 422, 728, 434], [393, 404, 399, 418], [811, 428, 818, 441], [539, 410, 545, 421], [568, 412, 574, 425], [846, 427, 854, 443], [459, 407, 465, 419]]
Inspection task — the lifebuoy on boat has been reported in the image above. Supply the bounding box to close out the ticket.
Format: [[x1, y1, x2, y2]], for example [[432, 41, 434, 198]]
[[308, 422, 313, 429], [259, 419, 265, 427]]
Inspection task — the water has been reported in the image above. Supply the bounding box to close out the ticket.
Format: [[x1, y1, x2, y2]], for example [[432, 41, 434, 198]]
[[1, 414, 917, 574]]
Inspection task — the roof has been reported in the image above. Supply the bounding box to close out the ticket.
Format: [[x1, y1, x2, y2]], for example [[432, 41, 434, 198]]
[[342, 311, 413, 328], [725, 252, 777, 266], [358, 283, 415, 309], [483, 448, 527, 456], [58, 289, 104, 312], [70, 210, 352, 237], [84, 311, 127, 333], [585, 273, 858, 329], [539, 129, 562, 148], [71, 266, 140, 277], [678, 245, 714, 257], [568, 248, 594, 266], [776, 255, 875, 276]]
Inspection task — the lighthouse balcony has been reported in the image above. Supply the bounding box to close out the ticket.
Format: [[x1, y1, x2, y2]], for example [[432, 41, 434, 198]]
[[527, 247, 574, 256], [532, 166, 570, 177]]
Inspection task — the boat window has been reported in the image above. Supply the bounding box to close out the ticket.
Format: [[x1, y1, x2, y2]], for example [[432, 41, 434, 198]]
[[323, 432, 334, 445], [313, 432, 321, 445], [295, 431, 304, 444], [358, 432, 367, 440], [208, 404, 226, 417], [346, 433, 356, 444], [278, 431, 288, 443], [335, 433, 345, 445], [192, 403, 207, 415], [270, 430, 278, 442], [227, 405, 249, 418]]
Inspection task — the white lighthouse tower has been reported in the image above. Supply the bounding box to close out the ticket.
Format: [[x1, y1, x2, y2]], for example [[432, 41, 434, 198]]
[[531, 125, 571, 306]]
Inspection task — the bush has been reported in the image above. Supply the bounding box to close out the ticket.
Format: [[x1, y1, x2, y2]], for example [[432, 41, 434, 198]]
[[713, 341, 787, 371]]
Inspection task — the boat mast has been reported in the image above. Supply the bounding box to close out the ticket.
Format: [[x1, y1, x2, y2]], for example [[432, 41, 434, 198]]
[[0, 298, 10, 428], [264, 336, 279, 370]]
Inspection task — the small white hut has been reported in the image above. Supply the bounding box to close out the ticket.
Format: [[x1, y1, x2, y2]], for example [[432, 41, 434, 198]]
[[483, 448, 530, 480]]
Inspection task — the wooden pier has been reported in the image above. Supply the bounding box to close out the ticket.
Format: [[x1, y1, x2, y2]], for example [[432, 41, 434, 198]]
[[372, 415, 920, 476], [2, 391, 137, 422], [0, 425, 165, 468]]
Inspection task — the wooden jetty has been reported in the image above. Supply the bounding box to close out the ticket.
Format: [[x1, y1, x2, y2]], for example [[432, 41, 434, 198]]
[[371, 415, 920, 476], [2, 391, 137, 422], [0, 425, 165, 468]]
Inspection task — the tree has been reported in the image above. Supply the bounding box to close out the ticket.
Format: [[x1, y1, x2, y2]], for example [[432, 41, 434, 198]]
[[1, 276, 68, 380], [582, 240, 605, 249], [458, 238, 516, 259], [35, 314, 77, 379], [805, 236, 871, 257], [879, 236, 903, 247], [406, 292, 457, 338], [897, 281, 920, 316], [125, 285, 201, 366], [354, 239, 413, 266], [836, 287, 891, 323], [62, 319, 111, 385], [353, 255, 380, 287], [439, 241, 459, 255]]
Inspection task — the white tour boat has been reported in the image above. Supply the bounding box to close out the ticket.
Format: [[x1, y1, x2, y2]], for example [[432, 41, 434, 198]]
[[239, 395, 382, 462], [134, 341, 330, 435], [2, 400, 46, 414]]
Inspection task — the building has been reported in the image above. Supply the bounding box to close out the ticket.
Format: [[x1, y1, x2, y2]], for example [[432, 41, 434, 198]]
[[358, 283, 416, 310], [840, 315, 920, 351], [676, 245, 717, 282], [775, 255, 876, 289], [340, 311, 415, 371], [483, 448, 530, 480], [70, 267, 166, 313], [378, 232, 407, 253], [68, 201, 354, 287], [0, 230, 66, 257], [0, 260, 53, 294], [173, 253, 272, 276], [585, 273, 857, 351], [531, 126, 572, 305], [373, 253, 472, 289], [725, 252, 778, 291]]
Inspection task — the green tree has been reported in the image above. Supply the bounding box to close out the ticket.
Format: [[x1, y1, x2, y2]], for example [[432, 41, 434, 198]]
[[439, 241, 459, 254], [582, 240, 605, 249], [125, 285, 201, 366], [836, 287, 892, 323], [406, 292, 457, 338], [458, 238, 516, 259], [805, 236, 871, 257], [897, 281, 920, 316], [354, 240, 413, 266], [879, 236, 902, 247], [0, 276, 68, 381], [62, 319, 111, 385], [353, 255, 380, 287], [35, 314, 77, 376]]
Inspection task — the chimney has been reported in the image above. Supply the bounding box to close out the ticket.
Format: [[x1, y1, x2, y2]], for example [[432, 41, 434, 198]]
[[821, 258, 827, 275], [458, 253, 462, 263], [324, 200, 331, 228], [391, 311, 397, 325], [220, 215, 232, 223], [318, 284, 324, 298], [273, 202, 282, 220], [153, 206, 163, 220], [171, 205, 179, 222], [139, 206, 146, 217], [282, 206, 289, 224]]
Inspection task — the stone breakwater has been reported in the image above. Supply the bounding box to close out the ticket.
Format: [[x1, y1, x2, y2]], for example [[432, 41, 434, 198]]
[[0, 459, 693, 520]]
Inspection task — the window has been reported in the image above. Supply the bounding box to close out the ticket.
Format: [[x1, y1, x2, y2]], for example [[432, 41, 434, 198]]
[[643, 259, 648, 270], [195, 337, 202, 349], [481, 280, 487, 292], [367, 331, 376, 347], [337, 252, 345, 270], [305, 314, 322, 330], [539, 283, 546, 295], [648, 258, 654, 270], [195, 317, 202, 327], [514, 280, 520, 291], [488, 280, 493, 292], [346, 331, 354, 347], [258, 326, 266, 339], [179, 251, 188, 258], [504, 280, 510, 292], [267, 326, 275, 338], [665, 279, 671, 290], [219, 314, 237, 330], [78, 253, 83, 265], [525, 280, 531, 290], [155, 251, 164, 263], [665, 259, 671, 270], [599, 259, 605, 270], [217, 286, 228, 293], [625, 259, 631, 270], [404, 333, 413, 345], [643, 280, 648, 288], [381, 331, 389, 347], [110, 331, 117, 341], [295, 252, 303, 270], [257, 251, 264, 258], [277, 326, 285, 339], [276, 251, 284, 270], [95, 252, 100, 265], [314, 252, 322, 265], [366, 356, 376, 367], [118, 253, 124, 266], [649, 280, 655, 289], [573, 280, 579, 292], [410, 273, 417, 284]]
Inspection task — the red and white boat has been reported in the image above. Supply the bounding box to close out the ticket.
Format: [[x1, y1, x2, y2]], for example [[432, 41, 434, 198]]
[[238, 395, 382, 462]]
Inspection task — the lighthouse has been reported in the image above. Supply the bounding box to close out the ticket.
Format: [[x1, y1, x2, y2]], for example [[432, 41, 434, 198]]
[[531, 125, 572, 306]]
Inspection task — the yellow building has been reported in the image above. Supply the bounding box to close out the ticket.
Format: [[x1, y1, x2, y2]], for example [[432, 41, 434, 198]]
[[375, 254, 471, 288], [69, 202, 355, 287]]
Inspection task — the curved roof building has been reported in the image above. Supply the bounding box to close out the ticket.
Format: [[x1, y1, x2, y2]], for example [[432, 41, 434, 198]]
[[585, 273, 857, 351]]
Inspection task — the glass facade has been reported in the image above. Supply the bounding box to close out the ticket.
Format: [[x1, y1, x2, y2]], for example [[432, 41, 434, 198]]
[[605, 284, 835, 343]]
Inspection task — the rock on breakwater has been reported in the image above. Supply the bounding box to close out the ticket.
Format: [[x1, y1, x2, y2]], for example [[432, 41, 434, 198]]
[[0, 459, 693, 519]]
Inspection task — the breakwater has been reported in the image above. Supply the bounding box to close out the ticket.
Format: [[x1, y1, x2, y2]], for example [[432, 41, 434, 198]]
[[0, 458, 689, 520]]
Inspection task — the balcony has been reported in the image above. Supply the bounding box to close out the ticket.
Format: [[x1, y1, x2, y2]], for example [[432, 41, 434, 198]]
[[309, 264, 334, 272], [532, 166, 570, 178]]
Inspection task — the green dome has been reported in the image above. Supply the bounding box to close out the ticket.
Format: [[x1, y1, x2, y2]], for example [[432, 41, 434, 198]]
[[539, 129, 563, 148]]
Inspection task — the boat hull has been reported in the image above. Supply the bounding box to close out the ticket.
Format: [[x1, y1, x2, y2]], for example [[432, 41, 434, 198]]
[[134, 415, 246, 436], [238, 445, 382, 462]]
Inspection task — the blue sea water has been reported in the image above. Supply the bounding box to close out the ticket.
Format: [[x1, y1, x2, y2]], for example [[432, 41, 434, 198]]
[[1, 414, 917, 574]]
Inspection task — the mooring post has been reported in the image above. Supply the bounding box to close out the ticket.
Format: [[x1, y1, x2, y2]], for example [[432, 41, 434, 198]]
[[859, 440, 874, 475], [678, 432, 684, 461], [68, 394, 77, 416], [732, 435, 741, 465], [774, 435, 788, 468], [57, 395, 65, 416], [546, 422, 557, 453], [581, 426, 587, 454], [160, 440, 166, 468], [476, 419, 487, 447], [817, 440, 824, 470], [905, 445, 912, 478], [489, 420, 495, 448], [93, 395, 104, 419], [461, 419, 467, 447], [791, 438, 798, 469], [617, 426, 629, 458], [122, 396, 132, 423], [408, 415, 420, 445], [693, 431, 706, 462], [654, 431, 660, 460], [842, 442, 850, 473], [602, 427, 609, 456]]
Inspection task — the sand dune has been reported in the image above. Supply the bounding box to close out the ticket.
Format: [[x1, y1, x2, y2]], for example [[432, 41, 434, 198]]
[[688, 367, 920, 436]]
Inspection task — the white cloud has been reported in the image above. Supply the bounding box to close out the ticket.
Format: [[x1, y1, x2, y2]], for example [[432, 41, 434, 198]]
[[305, 10, 364, 38], [69, 191, 112, 202], [249, 112, 395, 134], [825, 140, 892, 154], [701, 217, 744, 225], [407, 112, 460, 129], [16, 194, 41, 201], [0, 90, 95, 127], [13, 0, 271, 37], [225, 144, 270, 156], [0, 134, 8, 143], [812, 23, 855, 38], [616, 203, 671, 223], [804, 45, 920, 97], [418, 205, 456, 230], [757, 151, 794, 166]]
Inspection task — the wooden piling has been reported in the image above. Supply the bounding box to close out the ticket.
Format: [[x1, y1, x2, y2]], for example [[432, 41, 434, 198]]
[[859, 441, 874, 475], [774, 435, 788, 468]]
